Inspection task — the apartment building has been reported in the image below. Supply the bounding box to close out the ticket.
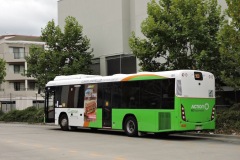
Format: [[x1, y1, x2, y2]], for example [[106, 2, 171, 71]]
[[0, 35, 45, 112]]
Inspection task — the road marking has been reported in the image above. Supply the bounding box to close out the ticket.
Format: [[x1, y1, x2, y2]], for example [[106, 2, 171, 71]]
[[114, 156, 127, 160], [32, 144, 43, 148], [90, 152, 104, 157], [69, 150, 78, 154], [49, 147, 58, 150], [19, 142, 28, 146]]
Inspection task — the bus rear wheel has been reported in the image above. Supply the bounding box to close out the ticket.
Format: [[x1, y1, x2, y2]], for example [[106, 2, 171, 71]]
[[124, 116, 138, 137], [59, 114, 69, 131]]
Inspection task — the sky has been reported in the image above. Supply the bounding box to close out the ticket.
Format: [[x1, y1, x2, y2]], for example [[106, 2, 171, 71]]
[[0, 0, 58, 36]]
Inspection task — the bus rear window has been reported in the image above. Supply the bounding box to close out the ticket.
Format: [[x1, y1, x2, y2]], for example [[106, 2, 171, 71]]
[[194, 72, 203, 80]]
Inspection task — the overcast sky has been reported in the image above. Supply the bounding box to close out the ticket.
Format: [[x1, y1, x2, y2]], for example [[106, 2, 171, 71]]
[[0, 0, 58, 36]]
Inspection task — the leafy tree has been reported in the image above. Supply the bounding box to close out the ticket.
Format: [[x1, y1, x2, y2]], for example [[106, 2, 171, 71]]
[[129, 0, 223, 84], [26, 16, 93, 90], [219, 0, 240, 90], [0, 58, 6, 84]]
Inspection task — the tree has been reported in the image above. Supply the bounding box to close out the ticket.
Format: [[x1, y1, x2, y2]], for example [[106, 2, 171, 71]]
[[219, 0, 240, 90], [0, 58, 6, 84], [26, 16, 93, 90], [129, 0, 223, 83]]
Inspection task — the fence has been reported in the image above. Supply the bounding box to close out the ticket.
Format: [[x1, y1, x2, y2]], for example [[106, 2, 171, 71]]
[[0, 94, 46, 113]]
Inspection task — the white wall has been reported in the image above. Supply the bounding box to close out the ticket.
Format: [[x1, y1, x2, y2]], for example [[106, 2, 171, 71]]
[[58, 0, 125, 58], [132, 0, 149, 38], [16, 98, 33, 110]]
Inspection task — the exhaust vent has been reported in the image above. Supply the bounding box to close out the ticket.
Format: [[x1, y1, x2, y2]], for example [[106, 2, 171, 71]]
[[158, 112, 171, 130]]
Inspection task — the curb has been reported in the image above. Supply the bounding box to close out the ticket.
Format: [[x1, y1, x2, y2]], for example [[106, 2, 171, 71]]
[[1, 122, 240, 139], [183, 132, 240, 139]]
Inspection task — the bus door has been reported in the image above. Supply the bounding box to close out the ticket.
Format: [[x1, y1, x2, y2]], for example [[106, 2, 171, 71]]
[[45, 87, 55, 123], [102, 85, 112, 128]]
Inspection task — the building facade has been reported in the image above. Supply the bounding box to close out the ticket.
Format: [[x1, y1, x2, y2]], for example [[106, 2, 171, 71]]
[[58, 0, 139, 76], [58, 0, 228, 76], [0, 35, 45, 112]]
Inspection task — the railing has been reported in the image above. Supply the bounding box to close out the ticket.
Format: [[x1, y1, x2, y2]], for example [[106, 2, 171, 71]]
[[0, 94, 46, 113], [0, 52, 29, 62]]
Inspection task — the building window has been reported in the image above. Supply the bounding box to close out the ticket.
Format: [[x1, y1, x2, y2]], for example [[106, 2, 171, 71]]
[[90, 58, 100, 75], [107, 54, 136, 76], [14, 65, 20, 73], [121, 55, 137, 74], [9, 47, 25, 59], [33, 100, 45, 108], [0, 101, 16, 113], [14, 65, 24, 74], [28, 81, 37, 91], [14, 82, 25, 91]]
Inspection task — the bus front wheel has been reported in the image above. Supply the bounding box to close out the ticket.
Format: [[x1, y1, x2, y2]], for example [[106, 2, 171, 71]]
[[124, 116, 138, 137], [59, 114, 69, 131]]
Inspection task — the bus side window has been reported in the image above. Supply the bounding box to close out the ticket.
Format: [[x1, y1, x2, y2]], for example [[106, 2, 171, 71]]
[[140, 80, 162, 109], [121, 81, 140, 109], [55, 86, 62, 108], [103, 84, 111, 107], [161, 79, 175, 109], [68, 85, 75, 108], [61, 86, 69, 107], [77, 85, 85, 108], [97, 83, 103, 108], [111, 82, 121, 108]]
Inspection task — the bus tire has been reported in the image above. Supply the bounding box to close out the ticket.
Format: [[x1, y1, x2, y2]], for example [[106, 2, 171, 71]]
[[59, 114, 69, 131], [124, 116, 138, 137]]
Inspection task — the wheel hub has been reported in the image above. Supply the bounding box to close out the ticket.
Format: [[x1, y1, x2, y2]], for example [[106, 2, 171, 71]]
[[61, 118, 67, 127], [127, 120, 135, 133]]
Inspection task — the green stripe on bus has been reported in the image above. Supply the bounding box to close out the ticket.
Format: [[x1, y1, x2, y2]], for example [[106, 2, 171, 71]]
[[121, 74, 167, 81]]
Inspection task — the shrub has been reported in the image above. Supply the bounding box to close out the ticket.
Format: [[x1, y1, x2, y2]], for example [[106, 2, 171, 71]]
[[0, 110, 4, 117], [0, 106, 44, 123], [216, 103, 240, 134]]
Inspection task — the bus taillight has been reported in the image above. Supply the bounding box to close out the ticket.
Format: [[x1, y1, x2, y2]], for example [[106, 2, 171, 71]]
[[211, 106, 216, 120], [181, 105, 186, 121]]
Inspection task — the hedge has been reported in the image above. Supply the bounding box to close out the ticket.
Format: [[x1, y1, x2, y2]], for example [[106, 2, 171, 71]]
[[215, 103, 240, 135], [0, 106, 44, 123]]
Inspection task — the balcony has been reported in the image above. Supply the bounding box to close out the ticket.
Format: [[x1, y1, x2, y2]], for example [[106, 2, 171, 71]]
[[5, 75, 26, 81], [3, 52, 27, 63]]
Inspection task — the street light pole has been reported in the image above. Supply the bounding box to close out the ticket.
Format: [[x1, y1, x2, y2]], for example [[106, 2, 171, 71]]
[[120, 54, 121, 73], [35, 92, 38, 109], [10, 93, 12, 111]]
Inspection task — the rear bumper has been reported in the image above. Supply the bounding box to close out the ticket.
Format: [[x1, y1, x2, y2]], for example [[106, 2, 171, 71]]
[[175, 121, 215, 132]]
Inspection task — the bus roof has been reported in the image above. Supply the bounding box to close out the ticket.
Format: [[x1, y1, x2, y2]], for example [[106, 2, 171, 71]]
[[45, 70, 213, 87]]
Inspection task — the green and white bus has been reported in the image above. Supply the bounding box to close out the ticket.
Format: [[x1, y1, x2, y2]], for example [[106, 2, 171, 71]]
[[44, 70, 215, 136]]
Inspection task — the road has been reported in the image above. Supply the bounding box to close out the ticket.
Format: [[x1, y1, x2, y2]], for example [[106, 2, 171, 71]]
[[0, 123, 239, 160]]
